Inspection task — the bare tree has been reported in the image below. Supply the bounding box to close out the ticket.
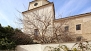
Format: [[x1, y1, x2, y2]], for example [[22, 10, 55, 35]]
[[19, 9, 54, 43], [53, 18, 75, 43], [17, 9, 78, 44]]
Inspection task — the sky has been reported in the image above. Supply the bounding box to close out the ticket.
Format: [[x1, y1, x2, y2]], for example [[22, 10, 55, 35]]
[[0, 0, 91, 28]]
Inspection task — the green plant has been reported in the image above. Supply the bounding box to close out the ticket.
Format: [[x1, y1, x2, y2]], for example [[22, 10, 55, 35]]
[[44, 41, 91, 51], [0, 38, 16, 50], [0, 25, 16, 50], [0, 24, 35, 50], [44, 45, 70, 51], [72, 41, 91, 51]]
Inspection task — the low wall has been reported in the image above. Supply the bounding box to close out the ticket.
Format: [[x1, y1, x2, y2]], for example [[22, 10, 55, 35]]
[[0, 50, 15, 51], [16, 44, 41, 51], [16, 41, 91, 51]]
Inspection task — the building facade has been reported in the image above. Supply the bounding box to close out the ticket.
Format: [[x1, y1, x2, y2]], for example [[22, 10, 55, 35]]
[[22, 0, 91, 41], [55, 12, 91, 41], [22, 0, 54, 36]]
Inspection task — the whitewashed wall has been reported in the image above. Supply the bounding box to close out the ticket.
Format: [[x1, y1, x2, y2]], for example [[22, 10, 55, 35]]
[[23, 3, 54, 36], [16, 44, 41, 51], [16, 43, 74, 51], [16, 42, 91, 51]]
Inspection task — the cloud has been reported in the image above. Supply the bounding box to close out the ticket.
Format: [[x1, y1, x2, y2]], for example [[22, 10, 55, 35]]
[[0, 0, 35, 28], [57, 0, 89, 17], [80, 7, 91, 13], [0, 12, 10, 25], [70, 0, 89, 13], [56, 0, 78, 17], [0, 11, 16, 27]]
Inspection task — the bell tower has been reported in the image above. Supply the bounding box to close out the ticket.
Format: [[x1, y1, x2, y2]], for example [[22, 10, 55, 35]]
[[22, 0, 55, 36], [28, 0, 49, 10]]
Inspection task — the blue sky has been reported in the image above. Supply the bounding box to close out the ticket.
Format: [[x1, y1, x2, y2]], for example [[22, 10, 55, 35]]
[[0, 0, 91, 28]]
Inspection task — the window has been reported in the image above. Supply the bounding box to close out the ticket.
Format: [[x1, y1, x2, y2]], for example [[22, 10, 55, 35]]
[[76, 36, 82, 41], [34, 29, 39, 35], [76, 24, 81, 30], [34, 3, 38, 6], [65, 26, 69, 31]]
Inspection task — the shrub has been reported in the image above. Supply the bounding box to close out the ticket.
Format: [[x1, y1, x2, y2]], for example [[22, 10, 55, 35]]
[[0, 24, 34, 50]]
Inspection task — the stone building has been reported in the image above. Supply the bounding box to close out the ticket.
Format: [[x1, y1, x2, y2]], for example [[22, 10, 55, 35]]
[[55, 12, 91, 41], [22, 0, 91, 41]]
